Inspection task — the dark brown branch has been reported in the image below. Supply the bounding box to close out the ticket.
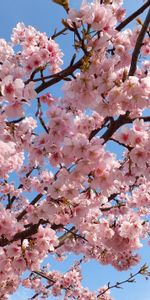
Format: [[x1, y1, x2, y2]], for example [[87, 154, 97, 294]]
[[33, 270, 55, 283], [89, 115, 150, 142], [89, 117, 111, 141], [30, 271, 56, 299], [0, 222, 42, 247], [0, 221, 61, 247], [101, 114, 131, 144], [39, 116, 49, 133], [31, 258, 84, 299], [110, 137, 133, 150], [64, 227, 88, 242], [97, 114, 150, 145], [6, 117, 25, 125], [116, 0, 150, 31], [72, 22, 89, 55], [100, 203, 125, 212], [17, 193, 44, 221], [33, 73, 72, 83], [70, 53, 77, 66], [139, 116, 150, 122], [35, 56, 85, 94], [25, 67, 45, 85], [129, 7, 150, 76], [30, 284, 52, 300], [36, 98, 49, 133]]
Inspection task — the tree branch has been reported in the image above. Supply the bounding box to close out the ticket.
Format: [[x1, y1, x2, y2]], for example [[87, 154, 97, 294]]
[[17, 193, 44, 221], [6, 117, 25, 125], [35, 56, 85, 94], [56, 226, 77, 248], [97, 264, 149, 298], [6, 168, 35, 209], [0, 222, 42, 247], [89, 114, 150, 144], [101, 114, 131, 144], [0, 221, 61, 247], [129, 7, 150, 76], [116, 0, 150, 31], [51, 27, 68, 39]]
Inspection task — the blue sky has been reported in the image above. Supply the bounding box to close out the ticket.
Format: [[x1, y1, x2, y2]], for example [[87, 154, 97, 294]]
[[0, 0, 149, 299]]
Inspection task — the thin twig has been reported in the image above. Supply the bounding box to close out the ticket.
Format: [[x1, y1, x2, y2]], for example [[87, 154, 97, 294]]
[[97, 264, 149, 298], [6, 168, 34, 209], [51, 27, 68, 39]]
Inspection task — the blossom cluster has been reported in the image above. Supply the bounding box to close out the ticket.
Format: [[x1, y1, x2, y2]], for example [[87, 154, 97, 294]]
[[0, 0, 150, 299], [0, 23, 63, 119]]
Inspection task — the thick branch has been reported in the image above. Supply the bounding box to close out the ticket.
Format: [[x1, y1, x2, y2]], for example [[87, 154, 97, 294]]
[[116, 0, 150, 31], [139, 116, 150, 122], [0, 222, 41, 247], [129, 7, 150, 76], [101, 114, 131, 144], [17, 193, 44, 221], [89, 114, 150, 144], [89, 117, 111, 141], [35, 56, 84, 94], [0, 221, 61, 247]]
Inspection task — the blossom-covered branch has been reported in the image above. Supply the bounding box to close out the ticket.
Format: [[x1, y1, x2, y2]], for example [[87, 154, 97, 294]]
[[0, 0, 149, 299], [129, 6, 150, 76]]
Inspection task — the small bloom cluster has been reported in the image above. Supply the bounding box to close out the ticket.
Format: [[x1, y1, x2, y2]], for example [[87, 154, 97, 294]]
[[0, 140, 24, 178], [22, 266, 113, 300], [0, 205, 22, 239], [63, 55, 150, 118], [0, 23, 63, 119], [114, 119, 150, 180], [11, 22, 63, 73], [67, 0, 119, 34], [0, 225, 58, 299]]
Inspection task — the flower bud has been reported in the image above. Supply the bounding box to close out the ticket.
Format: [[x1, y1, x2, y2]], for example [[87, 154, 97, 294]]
[[52, 0, 69, 12]]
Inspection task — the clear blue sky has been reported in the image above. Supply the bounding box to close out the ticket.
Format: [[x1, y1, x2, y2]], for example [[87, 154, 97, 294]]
[[0, 1, 149, 299]]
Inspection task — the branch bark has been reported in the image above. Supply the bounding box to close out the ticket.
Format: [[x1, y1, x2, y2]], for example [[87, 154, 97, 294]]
[[0, 221, 61, 247], [116, 0, 150, 31], [35, 56, 85, 94], [129, 7, 150, 76], [101, 114, 131, 144]]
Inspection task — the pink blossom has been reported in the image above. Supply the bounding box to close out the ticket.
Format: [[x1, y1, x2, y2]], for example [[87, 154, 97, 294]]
[[0, 2, 149, 299], [1, 75, 24, 101], [23, 81, 37, 99]]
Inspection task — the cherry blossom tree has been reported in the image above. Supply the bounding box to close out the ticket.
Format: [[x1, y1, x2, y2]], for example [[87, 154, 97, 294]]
[[0, 0, 150, 299]]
